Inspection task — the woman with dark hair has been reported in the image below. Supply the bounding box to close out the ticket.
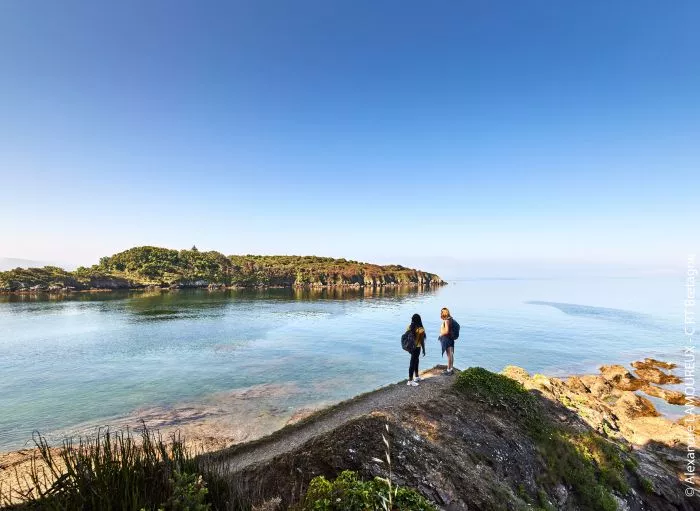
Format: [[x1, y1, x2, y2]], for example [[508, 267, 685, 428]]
[[406, 313, 426, 386]]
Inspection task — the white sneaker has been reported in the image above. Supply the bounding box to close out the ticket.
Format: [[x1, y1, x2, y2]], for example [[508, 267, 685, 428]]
[[414, 377, 421, 382], [408, 380, 419, 386]]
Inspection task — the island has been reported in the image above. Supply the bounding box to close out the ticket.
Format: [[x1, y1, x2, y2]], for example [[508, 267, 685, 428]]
[[0, 246, 445, 293]]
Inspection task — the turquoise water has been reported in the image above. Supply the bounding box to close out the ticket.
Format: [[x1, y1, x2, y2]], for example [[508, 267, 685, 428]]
[[0, 276, 685, 451]]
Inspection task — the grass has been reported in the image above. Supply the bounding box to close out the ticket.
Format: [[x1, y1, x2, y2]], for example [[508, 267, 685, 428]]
[[453, 366, 543, 433], [454, 367, 632, 511], [640, 477, 654, 494], [0, 427, 227, 511]]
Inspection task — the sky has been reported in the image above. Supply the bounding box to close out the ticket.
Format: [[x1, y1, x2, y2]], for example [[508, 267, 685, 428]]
[[0, 1, 698, 274]]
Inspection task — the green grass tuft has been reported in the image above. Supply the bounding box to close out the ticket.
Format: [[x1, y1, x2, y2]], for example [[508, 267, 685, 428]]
[[454, 367, 544, 433], [640, 477, 654, 494]]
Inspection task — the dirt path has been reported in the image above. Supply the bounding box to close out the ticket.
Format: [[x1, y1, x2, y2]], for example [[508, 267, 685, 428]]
[[217, 366, 456, 473]]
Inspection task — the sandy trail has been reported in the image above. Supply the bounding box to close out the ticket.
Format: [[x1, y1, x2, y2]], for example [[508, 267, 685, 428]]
[[215, 366, 455, 473]]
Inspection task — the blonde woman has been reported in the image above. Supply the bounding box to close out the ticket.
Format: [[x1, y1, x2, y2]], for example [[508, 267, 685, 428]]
[[439, 307, 455, 374]]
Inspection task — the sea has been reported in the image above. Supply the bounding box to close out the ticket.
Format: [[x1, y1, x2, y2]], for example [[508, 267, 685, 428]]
[[0, 275, 687, 452]]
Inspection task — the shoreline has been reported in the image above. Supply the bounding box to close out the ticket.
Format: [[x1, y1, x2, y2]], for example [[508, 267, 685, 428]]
[[1, 360, 695, 509], [0, 281, 446, 296], [1, 357, 689, 470]]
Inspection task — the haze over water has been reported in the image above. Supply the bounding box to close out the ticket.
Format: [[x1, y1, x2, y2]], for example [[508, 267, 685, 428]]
[[0, 275, 684, 451]]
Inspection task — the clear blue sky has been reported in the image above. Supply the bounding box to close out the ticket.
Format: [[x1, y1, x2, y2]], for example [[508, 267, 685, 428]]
[[1, 1, 698, 271]]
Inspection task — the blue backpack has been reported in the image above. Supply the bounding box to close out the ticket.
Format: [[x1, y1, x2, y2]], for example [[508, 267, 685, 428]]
[[450, 318, 460, 340]]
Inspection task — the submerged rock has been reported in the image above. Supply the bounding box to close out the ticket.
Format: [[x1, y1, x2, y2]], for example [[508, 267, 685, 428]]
[[641, 383, 687, 405]]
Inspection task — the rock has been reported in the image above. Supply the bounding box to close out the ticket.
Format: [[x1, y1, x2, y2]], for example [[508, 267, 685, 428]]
[[632, 363, 682, 385], [580, 375, 616, 399], [554, 483, 568, 507], [635, 367, 682, 385], [599, 365, 644, 391], [612, 494, 632, 511], [641, 384, 687, 405], [613, 392, 660, 419], [501, 366, 530, 383], [635, 358, 678, 370], [285, 408, 319, 426], [532, 374, 553, 391], [676, 414, 699, 427], [252, 497, 282, 511], [565, 376, 590, 394]]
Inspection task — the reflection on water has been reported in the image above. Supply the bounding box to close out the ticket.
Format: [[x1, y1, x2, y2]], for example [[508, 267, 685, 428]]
[[0, 285, 435, 304], [0, 278, 683, 451]]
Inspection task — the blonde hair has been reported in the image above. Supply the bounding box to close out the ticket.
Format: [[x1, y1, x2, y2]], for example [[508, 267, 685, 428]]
[[440, 307, 451, 320]]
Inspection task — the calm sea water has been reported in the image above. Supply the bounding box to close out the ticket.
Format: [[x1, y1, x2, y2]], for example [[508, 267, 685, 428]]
[[0, 276, 686, 451]]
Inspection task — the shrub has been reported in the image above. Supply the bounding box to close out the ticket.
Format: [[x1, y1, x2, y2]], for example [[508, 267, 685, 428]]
[[297, 470, 435, 511]]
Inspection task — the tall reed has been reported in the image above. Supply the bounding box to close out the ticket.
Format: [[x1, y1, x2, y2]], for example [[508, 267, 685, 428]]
[[0, 426, 208, 510]]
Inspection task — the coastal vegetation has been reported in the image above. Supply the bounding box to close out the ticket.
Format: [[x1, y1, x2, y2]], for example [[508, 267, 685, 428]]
[[2, 431, 435, 510], [455, 368, 628, 511], [0, 246, 443, 292], [0, 428, 210, 510], [2, 362, 690, 510]]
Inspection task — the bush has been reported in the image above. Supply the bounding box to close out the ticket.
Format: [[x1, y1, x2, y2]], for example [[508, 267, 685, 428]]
[[297, 470, 435, 511]]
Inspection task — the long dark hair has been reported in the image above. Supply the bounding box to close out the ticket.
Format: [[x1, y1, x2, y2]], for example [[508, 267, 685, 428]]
[[410, 313, 423, 336]]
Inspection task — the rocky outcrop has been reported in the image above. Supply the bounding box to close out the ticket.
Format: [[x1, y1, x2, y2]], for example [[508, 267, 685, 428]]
[[632, 360, 683, 384], [508, 362, 690, 446], [502, 359, 698, 509], [639, 358, 678, 370], [600, 364, 645, 391], [643, 383, 688, 405], [216, 364, 698, 510]]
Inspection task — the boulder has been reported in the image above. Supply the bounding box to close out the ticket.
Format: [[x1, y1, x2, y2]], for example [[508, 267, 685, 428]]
[[634, 366, 682, 385], [636, 358, 678, 370], [501, 366, 530, 384], [613, 392, 660, 420], [641, 384, 687, 405], [565, 376, 590, 394], [599, 365, 644, 391], [580, 375, 615, 399]]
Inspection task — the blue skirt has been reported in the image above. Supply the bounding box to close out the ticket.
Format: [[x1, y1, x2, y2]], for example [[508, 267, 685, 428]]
[[439, 335, 454, 356]]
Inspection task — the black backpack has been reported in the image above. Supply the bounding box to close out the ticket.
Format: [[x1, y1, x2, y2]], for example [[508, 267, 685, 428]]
[[401, 329, 416, 352], [450, 318, 460, 340]]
